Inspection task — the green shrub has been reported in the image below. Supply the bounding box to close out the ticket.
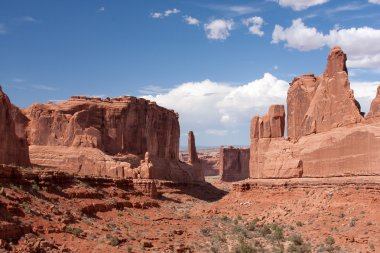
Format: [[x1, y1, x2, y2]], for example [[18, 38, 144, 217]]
[[65, 226, 83, 237], [246, 218, 259, 231], [325, 235, 335, 246]]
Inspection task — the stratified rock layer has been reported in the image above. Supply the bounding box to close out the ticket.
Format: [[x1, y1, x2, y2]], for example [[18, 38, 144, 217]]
[[21, 96, 204, 182], [220, 146, 250, 182], [23, 96, 180, 160], [0, 87, 30, 167], [250, 47, 380, 179]]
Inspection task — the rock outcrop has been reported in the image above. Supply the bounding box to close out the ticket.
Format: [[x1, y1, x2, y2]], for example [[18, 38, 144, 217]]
[[250, 47, 380, 179], [187, 131, 199, 164], [0, 87, 30, 167], [22, 96, 180, 160], [220, 146, 250, 182], [20, 96, 204, 182], [287, 47, 362, 140]]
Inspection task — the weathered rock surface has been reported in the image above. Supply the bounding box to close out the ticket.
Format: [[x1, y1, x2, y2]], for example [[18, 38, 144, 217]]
[[22, 96, 180, 160], [187, 131, 199, 164], [0, 87, 30, 167], [220, 146, 250, 182], [287, 47, 363, 140], [250, 47, 380, 179], [19, 96, 204, 183]]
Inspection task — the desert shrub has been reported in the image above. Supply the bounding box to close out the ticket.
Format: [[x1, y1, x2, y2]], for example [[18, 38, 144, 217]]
[[296, 221, 303, 227], [258, 224, 272, 237], [106, 234, 119, 246], [325, 235, 335, 246], [200, 228, 211, 237], [233, 240, 256, 253], [350, 217, 358, 227], [31, 180, 40, 191], [65, 226, 83, 237], [246, 218, 259, 231], [288, 234, 311, 253], [271, 225, 284, 241]]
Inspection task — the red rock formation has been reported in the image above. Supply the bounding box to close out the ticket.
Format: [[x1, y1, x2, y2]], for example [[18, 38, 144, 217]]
[[187, 131, 199, 164], [0, 87, 30, 167], [20, 96, 205, 183], [287, 47, 362, 140], [23, 96, 180, 160], [250, 47, 380, 179], [220, 146, 250, 182]]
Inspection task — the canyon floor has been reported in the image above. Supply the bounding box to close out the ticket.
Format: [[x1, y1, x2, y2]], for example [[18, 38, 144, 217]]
[[1, 174, 380, 253]]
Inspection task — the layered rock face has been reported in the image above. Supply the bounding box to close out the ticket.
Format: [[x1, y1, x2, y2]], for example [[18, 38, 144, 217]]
[[23, 96, 179, 160], [0, 87, 30, 167], [250, 47, 380, 179], [20, 96, 204, 182], [220, 146, 250, 182]]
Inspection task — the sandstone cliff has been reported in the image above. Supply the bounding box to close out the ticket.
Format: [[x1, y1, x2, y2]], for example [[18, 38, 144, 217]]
[[20, 96, 204, 182], [0, 87, 30, 167], [22, 96, 180, 160], [250, 47, 380, 179], [220, 146, 250, 182]]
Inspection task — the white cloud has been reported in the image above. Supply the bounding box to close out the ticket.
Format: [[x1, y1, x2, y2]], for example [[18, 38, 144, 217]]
[[205, 129, 228, 136], [151, 12, 163, 18], [325, 27, 380, 68], [142, 73, 288, 140], [204, 19, 234, 40], [369, 0, 380, 4], [99, 6, 105, 12], [0, 24, 7, 34], [22, 16, 37, 22], [243, 16, 264, 37], [351, 81, 380, 114], [272, 19, 380, 68], [184, 16, 200, 26], [202, 4, 259, 15], [151, 8, 180, 19], [272, 19, 325, 51], [278, 0, 330, 11], [164, 8, 180, 16]]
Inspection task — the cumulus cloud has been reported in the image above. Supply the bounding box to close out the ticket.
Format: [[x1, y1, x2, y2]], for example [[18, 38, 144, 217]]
[[272, 19, 325, 51], [278, 0, 330, 11], [369, 0, 380, 4], [151, 8, 180, 19], [142, 73, 288, 143], [184, 16, 200, 26], [351, 81, 380, 114], [242, 16, 264, 36], [272, 19, 380, 68], [204, 19, 234, 40]]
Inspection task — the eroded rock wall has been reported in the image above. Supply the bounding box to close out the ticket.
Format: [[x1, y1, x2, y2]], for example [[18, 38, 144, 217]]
[[250, 47, 380, 179], [22, 96, 180, 160], [0, 87, 30, 167], [220, 147, 250, 182]]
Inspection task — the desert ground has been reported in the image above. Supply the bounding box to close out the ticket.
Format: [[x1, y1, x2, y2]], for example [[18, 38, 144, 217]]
[[1, 170, 379, 253]]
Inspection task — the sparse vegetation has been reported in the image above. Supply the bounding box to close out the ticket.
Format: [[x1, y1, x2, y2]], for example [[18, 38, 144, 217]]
[[65, 226, 83, 237]]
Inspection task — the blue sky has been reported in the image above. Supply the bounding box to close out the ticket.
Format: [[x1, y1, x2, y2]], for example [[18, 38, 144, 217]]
[[1, 0, 380, 147]]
